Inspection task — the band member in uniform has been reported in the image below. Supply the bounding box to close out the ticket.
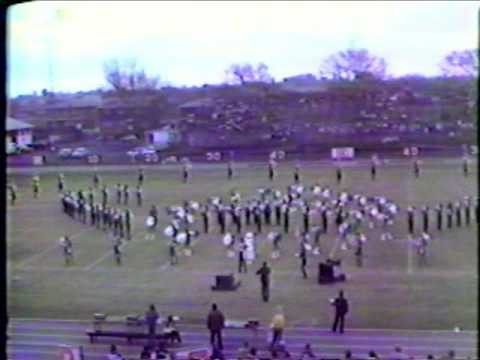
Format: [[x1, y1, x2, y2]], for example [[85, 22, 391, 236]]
[[416, 233, 429, 267], [116, 184, 122, 204], [256, 262, 271, 302], [354, 235, 364, 268], [245, 202, 252, 226], [201, 205, 209, 234], [476, 198, 479, 225], [274, 200, 282, 226], [463, 156, 469, 177], [414, 159, 420, 178], [93, 172, 100, 188], [102, 186, 109, 207], [227, 160, 234, 180], [407, 206, 415, 236], [123, 185, 129, 205], [87, 187, 94, 207], [446, 202, 453, 229], [253, 206, 262, 234], [283, 205, 290, 234], [218, 208, 226, 234], [336, 167, 342, 185], [182, 161, 191, 183], [169, 239, 178, 265], [303, 203, 310, 233], [136, 185, 143, 207], [436, 203, 443, 231], [422, 206, 429, 234], [138, 168, 145, 187], [113, 238, 123, 265], [32, 176, 40, 198], [299, 240, 308, 279], [455, 202, 462, 227], [124, 209, 133, 240], [61, 236, 74, 266], [238, 239, 248, 273], [268, 159, 276, 181], [57, 173, 65, 193], [464, 197, 471, 226], [271, 232, 282, 256], [321, 207, 328, 234], [9, 184, 17, 206], [264, 202, 272, 226], [294, 164, 301, 184]]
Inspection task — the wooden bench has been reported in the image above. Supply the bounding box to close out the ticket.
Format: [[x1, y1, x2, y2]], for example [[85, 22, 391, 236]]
[[86, 330, 169, 344]]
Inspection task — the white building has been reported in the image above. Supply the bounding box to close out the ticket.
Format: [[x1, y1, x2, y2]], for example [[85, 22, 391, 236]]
[[6, 117, 33, 149]]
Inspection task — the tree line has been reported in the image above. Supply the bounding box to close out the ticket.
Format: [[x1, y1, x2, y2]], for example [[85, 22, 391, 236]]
[[103, 49, 477, 92]]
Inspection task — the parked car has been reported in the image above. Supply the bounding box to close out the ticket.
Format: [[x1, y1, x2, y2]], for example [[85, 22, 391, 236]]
[[126, 146, 157, 158], [71, 147, 94, 158], [31, 140, 50, 150], [6, 142, 18, 155], [58, 148, 73, 158], [16, 144, 34, 153]]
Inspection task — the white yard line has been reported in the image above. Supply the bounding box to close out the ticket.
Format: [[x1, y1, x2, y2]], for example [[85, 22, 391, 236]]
[[83, 230, 146, 271]]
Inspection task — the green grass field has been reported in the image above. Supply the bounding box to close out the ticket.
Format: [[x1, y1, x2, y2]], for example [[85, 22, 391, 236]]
[[6, 160, 478, 330]]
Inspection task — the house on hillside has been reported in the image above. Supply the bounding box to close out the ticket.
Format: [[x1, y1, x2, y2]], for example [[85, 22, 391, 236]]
[[6, 117, 33, 153], [145, 125, 179, 150], [282, 74, 317, 83], [179, 97, 216, 118]]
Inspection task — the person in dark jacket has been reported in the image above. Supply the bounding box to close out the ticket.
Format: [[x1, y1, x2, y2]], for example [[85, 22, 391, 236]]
[[256, 262, 271, 302], [331, 290, 349, 334], [336, 167, 342, 185], [436, 203, 443, 231], [145, 304, 159, 339], [207, 304, 225, 350]]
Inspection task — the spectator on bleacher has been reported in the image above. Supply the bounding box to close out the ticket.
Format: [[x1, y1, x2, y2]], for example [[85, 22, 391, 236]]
[[207, 303, 225, 350], [387, 346, 409, 360], [440, 350, 456, 360], [298, 343, 315, 359], [163, 315, 182, 344], [343, 350, 353, 360], [427, 355, 435, 360], [107, 344, 125, 360], [140, 345, 152, 359], [366, 351, 380, 360], [270, 306, 286, 349], [249, 347, 258, 360], [271, 343, 291, 359], [237, 341, 251, 359]]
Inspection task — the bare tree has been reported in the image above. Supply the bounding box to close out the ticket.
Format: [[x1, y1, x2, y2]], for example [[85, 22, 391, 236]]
[[439, 49, 478, 78], [225, 62, 273, 85], [319, 49, 388, 81], [103, 59, 160, 92]]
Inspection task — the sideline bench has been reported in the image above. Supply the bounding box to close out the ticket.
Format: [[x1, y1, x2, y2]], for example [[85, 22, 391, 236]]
[[86, 330, 169, 344]]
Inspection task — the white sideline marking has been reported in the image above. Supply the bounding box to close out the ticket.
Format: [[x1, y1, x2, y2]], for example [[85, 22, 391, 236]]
[[16, 228, 96, 269]]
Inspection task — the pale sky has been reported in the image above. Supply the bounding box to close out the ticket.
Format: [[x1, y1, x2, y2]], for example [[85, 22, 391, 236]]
[[7, 1, 478, 97]]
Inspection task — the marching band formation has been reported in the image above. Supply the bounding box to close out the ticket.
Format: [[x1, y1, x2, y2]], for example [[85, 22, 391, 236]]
[[7, 160, 478, 274]]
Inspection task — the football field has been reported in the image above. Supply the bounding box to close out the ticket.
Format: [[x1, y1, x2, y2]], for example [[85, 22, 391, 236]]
[[6, 159, 478, 330]]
